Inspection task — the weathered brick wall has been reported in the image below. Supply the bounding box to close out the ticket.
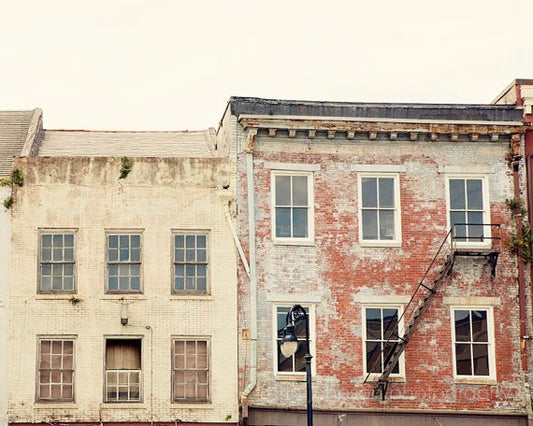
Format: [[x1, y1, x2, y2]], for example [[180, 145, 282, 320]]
[[235, 129, 527, 415], [8, 157, 238, 424], [1, 186, 11, 426]]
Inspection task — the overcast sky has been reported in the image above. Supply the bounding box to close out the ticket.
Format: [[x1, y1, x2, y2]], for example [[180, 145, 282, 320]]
[[2, 0, 533, 131]]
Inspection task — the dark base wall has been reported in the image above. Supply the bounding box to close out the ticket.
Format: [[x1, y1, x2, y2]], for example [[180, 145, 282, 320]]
[[11, 423, 237, 426], [248, 408, 527, 426]]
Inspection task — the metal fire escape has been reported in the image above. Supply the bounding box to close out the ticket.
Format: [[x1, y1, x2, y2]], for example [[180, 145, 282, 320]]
[[367, 223, 501, 400]]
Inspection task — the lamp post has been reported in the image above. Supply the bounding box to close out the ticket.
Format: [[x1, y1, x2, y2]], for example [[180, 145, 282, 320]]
[[280, 304, 313, 426]]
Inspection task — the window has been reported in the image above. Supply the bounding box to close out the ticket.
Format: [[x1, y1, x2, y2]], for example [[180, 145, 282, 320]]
[[359, 174, 401, 245], [272, 171, 313, 242], [447, 176, 490, 245], [39, 232, 75, 292], [275, 305, 314, 374], [107, 233, 142, 293], [363, 307, 403, 376], [105, 339, 142, 402], [452, 308, 495, 379], [173, 233, 208, 293], [172, 339, 209, 402], [37, 338, 74, 402]]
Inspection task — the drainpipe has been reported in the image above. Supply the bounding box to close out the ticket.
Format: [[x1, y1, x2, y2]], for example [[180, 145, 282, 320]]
[[241, 131, 258, 424], [222, 194, 251, 279]]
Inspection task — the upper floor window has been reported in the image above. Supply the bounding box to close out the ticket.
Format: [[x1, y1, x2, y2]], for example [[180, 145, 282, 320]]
[[447, 176, 490, 246], [39, 232, 75, 293], [452, 308, 495, 381], [272, 171, 314, 243], [37, 337, 75, 402], [359, 174, 401, 246], [172, 339, 210, 402], [363, 306, 404, 378], [173, 233, 208, 294], [107, 233, 142, 293], [275, 305, 315, 375]]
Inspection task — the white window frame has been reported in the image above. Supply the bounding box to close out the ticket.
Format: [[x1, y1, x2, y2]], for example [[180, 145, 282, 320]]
[[36, 336, 76, 403], [38, 230, 77, 294], [272, 303, 316, 379], [362, 304, 405, 381], [450, 306, 496, 384], [106, 231, 143, 294], [445, 174, 491, 249], [271, 170, 314, 245], [357, 173, 402, 247]]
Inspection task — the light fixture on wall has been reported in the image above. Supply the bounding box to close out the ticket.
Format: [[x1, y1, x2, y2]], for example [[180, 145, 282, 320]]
[[120, 303, 128, 326]]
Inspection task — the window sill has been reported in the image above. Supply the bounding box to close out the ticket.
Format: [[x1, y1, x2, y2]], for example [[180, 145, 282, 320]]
[[273, 239, 315, 247], [359, 240, 402, 248], [363, 375, 406, 383], [275, 374, 316, 382], [35, 294, 77, 300], [454, 377, 497, 385], [101, 295, 147, 300], [170, 295, 214, 301], [34, 403, 77, 409], [170, 402, 213, 409], [102, 403, 146, 409]]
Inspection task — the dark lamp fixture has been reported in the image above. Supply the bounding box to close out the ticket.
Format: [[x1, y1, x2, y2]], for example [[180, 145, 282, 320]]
[[280, 324, 298, 358]]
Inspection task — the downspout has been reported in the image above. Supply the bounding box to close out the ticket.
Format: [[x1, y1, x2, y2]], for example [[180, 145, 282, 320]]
[[241, 130, 258, 424], [222, 193, 251, 279], [511, 134, 530, 415]]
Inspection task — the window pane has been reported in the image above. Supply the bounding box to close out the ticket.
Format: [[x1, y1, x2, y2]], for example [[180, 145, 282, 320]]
[[197, 249, 206, 262], [294, 341, 307, 372], [467, 179, 483, 210], [292, 176, 308, 206], [366, 308, 381, 339], [366, 341, 381, 373], [175, 235, 184, 248], [197, 235, 206, 248], [379, 210, 395, 240], [64, 234, 74, 247], [450, 179, 466, 209], [42, 249, 52, 262], [362, 210, 378, 240], [109, 235, 118, 248], [383, 309, 399, 340], [292, 208, 308, 238], [53, 234, 63, 246], [454, 310, 471, 342], [455, 343, 472, 375], [119, 248, 130, 261], [473, 344, 490, 376], [362, 178, 377, 208], [130, 234, 140, 248], [130, 248, 140, 262], [119, 235, 129, 248], [471, 310, 488, 342], [42, 234, 52, 247], [383, 341, 399, 374], [378, 178, 394, 208], [450, 211, 466, 239], [276, 208, 291, 237], [275, 175, 291, 206], [467, 212, 484, 240]]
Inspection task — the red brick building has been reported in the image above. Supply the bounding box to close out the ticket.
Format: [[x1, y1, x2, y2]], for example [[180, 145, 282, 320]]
[[220, 97, 531, 425]]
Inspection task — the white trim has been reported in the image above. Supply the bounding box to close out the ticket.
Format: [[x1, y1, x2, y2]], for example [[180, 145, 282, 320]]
[[238, 114, 524, 127], [351, 165, 407, 173], [264, 162, 321, 172], [450, 306, 496, 383], [438, 165, 493, 174], [272, 303, 316, 378], [445, 174, 491, 250], [444, 296, 501, 306], [353, 295, 411, 304], [271, 170, 315, 245], [357, 173, 402, 246], [361, 304, 405, 381], [266, 292, 321, 303]]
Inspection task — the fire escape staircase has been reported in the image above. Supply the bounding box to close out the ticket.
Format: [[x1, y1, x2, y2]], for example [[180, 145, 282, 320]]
[[367, 223, 501, 400]]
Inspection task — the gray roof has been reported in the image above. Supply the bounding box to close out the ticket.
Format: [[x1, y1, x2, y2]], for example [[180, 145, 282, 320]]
[[38, 129, 217, 158], [229, 97, 524, 123], [0, 110, 37, 176]]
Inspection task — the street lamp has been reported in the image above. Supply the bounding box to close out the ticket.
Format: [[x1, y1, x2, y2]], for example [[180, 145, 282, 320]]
[[280, 304, 313, 426]]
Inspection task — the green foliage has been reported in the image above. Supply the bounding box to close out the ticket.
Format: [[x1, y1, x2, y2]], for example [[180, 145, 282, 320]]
[[506, 198, 532, 263], [3, 196, 13, 209], [69, 296, 83, 306], [224, 414, 232, 421], [0, 177, 11, 186], [11, 168, 23, 186], [119, 157, 134, 179]]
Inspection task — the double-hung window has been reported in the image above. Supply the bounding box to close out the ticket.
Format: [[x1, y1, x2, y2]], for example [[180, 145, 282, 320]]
[[275, 305, 314, 375], [452, 308, 495, 381], [39, 232, 75, 293], [107, 233, 142, 293], [172, 339, 209, 402], [359, 174, 401, 245], [447, 176, 490, 247], [363, 306, 404, 377], [105, 338, 142, 402], [37, 337, 75, 402], [173, 233, 208, 294], [272, 171, 314, 243]]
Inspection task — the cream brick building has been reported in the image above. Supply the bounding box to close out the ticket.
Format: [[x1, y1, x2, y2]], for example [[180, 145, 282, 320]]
[[7, 129, 238, 425]]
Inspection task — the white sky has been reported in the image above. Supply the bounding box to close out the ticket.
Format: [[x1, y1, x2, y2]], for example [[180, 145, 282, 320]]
[[1, 0, 533, 131]]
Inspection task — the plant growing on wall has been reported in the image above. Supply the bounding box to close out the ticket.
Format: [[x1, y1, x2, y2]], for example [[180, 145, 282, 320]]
[[2, 168, 24, 209], [506, 198, 532, 263], [119, 157, 134, 179], [3, 196, 13, 209]]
